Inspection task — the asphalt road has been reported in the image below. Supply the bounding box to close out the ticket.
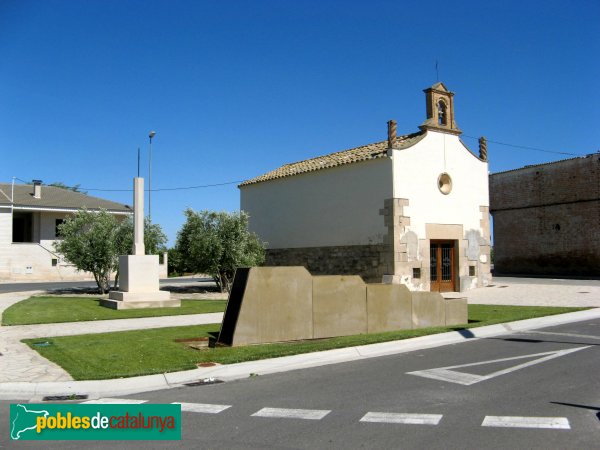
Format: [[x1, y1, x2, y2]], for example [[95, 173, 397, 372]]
[[0, 277, 213, 293], [2, 318, 599, 449]]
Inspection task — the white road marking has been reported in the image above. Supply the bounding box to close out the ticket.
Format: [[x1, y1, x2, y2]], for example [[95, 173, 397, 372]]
[[482, 416, 570, 429], [407, 346, 591, 385], [521, 331, 600, 340], [172, 402, 231, 414], [81, 398, 147, 404], [252, 407, 331, 420], [360, 412, 442, 425]]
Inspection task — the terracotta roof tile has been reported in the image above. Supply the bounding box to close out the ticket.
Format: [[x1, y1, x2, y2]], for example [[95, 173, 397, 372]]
[[240, 131, 425, 186]]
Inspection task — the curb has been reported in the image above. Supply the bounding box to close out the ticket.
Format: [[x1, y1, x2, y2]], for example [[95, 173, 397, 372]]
[[1, 307, 599, 401]]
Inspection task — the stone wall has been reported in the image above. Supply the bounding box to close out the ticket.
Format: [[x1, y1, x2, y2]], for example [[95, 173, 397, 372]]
[[490, 154, 600, 276], [265, 244, 390, 283]]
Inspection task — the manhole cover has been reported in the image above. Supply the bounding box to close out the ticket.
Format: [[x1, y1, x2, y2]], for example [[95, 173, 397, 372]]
[[197, 362, 218, 368], [42, 394, 88, 401]]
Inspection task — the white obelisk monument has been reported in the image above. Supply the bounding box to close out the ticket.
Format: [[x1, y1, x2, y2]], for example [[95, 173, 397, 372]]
[[102, 177, 180, 309]]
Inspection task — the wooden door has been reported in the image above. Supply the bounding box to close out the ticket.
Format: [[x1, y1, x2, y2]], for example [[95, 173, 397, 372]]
[[430, 240, 456, 292]]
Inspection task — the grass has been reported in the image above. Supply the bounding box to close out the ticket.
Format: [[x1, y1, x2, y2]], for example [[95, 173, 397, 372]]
[[2, 297, 227, 325], [23, 304, 587, 380]]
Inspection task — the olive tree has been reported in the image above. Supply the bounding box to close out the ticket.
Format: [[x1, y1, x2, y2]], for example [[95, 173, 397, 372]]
[[54, 209, 119, 293], [174, 209, 265, 292], [55, 209, 167, 293]]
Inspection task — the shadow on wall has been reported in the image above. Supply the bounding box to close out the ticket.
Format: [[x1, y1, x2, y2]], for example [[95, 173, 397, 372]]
[[217, 266, 467, 347]]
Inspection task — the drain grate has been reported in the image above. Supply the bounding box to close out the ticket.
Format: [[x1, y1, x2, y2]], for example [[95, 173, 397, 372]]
[[42, 394, 88, 401], [184, 378, 224, 387]]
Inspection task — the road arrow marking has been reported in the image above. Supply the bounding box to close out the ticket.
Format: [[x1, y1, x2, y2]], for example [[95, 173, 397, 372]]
[[407, 346, 591, 385]]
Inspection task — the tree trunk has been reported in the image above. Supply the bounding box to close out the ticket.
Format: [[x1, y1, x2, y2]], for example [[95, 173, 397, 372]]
[[93, 272, 105, 294]]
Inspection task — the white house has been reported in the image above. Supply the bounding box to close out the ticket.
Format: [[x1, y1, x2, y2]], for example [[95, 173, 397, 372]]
[[0, 181, 133, 281], [240, 83, 491, 292]]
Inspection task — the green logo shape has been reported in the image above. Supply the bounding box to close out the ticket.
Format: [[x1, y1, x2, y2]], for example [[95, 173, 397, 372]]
[[10, 403, 181, 440]]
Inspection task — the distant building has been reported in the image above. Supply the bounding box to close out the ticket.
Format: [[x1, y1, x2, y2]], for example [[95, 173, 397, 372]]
[[0, 181, 132, 281], [490, 154, 600, 276], [240, 83, 492, 292]]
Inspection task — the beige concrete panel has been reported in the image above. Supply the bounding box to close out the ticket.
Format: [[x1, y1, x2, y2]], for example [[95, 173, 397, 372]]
[[411, 292, 446, 328], [366, 284, 412, 333], [233, 266, 313, 346], [445, 298, 468, 326], [313, 275, 367, 339], [425, 223, 464, 240]]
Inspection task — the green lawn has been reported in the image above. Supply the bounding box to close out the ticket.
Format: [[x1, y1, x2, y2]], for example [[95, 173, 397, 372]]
[[2, 297, 227, 325], [23, 305, 586, 380]]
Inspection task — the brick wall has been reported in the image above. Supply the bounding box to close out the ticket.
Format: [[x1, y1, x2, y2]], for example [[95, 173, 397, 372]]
[[490, 154, 600, 276], [265, 244, 390, 283]]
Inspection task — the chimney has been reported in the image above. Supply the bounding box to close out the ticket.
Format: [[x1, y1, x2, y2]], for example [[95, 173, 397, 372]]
[[478, 137, 488, 161], [32, 180, 42, 199], [387, 120, 397, 149]]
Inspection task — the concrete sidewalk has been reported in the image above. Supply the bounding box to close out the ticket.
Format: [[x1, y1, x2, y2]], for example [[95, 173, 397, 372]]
[[467, 277, 600, 307], [1, 278, 599, 400]]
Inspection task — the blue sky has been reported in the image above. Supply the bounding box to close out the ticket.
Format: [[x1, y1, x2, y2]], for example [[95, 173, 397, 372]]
[[1, 0, 598, 245]]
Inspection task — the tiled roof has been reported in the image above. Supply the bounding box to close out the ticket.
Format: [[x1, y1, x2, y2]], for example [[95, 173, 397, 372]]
[[0, 183, 132, 213], [240, 131, 425, 186]]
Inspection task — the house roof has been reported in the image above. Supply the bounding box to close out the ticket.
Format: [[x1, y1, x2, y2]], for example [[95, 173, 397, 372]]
[[240, 131, 425, 187], [0, 183, 132, 213]]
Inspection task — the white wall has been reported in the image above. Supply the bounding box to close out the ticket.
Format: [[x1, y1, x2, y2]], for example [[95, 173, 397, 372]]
[[241, 158, 393, 249], [0, 209, 11, 244], [392, 131, 489, 237]]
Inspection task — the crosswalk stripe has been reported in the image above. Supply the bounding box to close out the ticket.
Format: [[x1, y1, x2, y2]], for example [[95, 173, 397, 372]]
[[172, 402, 231, 414], [81, 398, 147, 404], [360, 412, 443, 425], [252, 407, 331, 420], [482, 416, 570, 429]]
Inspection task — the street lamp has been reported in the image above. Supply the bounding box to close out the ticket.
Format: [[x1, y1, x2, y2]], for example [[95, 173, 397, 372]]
[[148, 130, 156, 220]]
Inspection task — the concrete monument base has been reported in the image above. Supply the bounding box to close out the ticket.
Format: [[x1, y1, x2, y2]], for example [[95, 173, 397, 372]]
[[100, 294, 180, 310], [102, 254, 179, 310]]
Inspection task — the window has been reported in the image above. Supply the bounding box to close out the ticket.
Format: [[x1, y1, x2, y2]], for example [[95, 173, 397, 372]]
[[413, 268, 421, 279], [437, 172, 453, 195], [437, 99, 447, 126], [52, 258, 58, 267], [55, 219, 65, 238], [469, 266, 476, 276]]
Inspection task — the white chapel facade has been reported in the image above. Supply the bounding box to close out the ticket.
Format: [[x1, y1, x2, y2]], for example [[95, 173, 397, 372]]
[[240, 83, 491, 292]]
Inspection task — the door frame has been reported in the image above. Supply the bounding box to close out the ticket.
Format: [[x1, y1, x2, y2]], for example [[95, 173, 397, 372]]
[[429, 239, 458, 292]]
